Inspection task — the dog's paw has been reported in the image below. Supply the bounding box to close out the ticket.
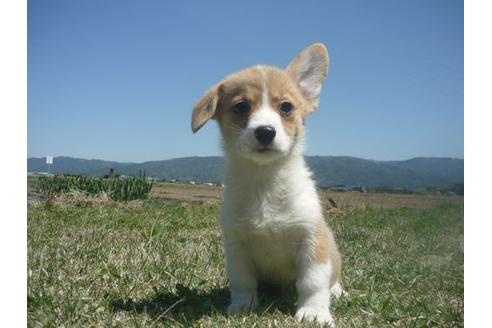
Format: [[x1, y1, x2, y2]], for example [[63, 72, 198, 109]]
[[330, 282, 346, 299], [295, 306, 335, 327], [227, 296, 258, 314]]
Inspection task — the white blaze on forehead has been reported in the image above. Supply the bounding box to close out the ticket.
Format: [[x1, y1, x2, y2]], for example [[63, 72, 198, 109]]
[[235, 66, 293, 163], [261, 68, 269, 108], [248, 68, 281, 130]]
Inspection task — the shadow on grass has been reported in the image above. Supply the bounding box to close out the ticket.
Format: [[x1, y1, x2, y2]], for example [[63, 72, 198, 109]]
[[110, 284, 228, 324], [109, 283, 296, 324]]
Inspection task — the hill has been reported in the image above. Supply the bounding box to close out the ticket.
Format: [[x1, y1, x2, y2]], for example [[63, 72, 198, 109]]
[[27, 155, 463, 190]]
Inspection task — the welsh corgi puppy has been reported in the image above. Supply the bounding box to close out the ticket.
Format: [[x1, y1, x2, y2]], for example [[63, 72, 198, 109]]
[[191, 43, 342, 326]]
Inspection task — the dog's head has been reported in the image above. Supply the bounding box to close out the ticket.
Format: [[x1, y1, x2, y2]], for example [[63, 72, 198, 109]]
[[191, 43, 329, 165]]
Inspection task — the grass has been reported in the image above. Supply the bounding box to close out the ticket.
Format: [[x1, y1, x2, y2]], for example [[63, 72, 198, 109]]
[[36, 175, 153, 201], [27, 176, 39, 193], [27, 197, 463, 327]]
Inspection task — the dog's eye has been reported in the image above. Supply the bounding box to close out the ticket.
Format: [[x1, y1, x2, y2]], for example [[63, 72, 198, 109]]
[[279, 102, 293, 115], [232, 101, 250, 115]]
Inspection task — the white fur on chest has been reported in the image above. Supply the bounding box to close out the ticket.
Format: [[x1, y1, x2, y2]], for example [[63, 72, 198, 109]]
[[220, 155, 322, 283]]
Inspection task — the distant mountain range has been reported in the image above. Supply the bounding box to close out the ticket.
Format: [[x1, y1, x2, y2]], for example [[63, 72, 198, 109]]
[[27, 155, 464, 190]]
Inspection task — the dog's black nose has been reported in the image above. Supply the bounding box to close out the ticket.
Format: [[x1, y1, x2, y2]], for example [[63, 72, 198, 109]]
[[254, 126, 276, 146]]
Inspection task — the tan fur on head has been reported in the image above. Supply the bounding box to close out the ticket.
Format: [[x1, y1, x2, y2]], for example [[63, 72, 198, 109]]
[[286, 43, 329, 113], [214, 66, 308, 141], [191, 84, 220, 133], [190, 43, 329, 133]]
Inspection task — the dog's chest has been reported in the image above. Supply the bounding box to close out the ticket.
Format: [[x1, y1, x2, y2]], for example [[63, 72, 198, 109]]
[[231, 204, 305, 283], [221, 167, 320, 283], [247, 225, 302, 283]]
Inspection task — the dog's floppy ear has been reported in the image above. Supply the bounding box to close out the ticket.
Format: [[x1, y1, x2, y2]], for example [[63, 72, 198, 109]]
[[286, 43, 329, 112], [191, 84, 220, 133]]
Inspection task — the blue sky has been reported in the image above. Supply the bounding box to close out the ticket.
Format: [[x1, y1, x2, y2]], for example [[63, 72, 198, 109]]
[[28, 0, 463, 163]]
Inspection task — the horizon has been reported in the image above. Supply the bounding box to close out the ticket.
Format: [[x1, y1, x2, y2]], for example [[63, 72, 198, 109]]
[[28, 0, 464, 162], [27, 153, 464, 165]]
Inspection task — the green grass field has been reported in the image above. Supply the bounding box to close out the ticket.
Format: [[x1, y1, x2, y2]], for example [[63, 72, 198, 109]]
[[27, 197, 463, 327]]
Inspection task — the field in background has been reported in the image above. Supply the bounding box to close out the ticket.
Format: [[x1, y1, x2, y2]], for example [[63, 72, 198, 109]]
[[151, 182, 222, 204], [150, 181, 463, 209], [29, 178, 464, 209], [27, 180, 463, 327]]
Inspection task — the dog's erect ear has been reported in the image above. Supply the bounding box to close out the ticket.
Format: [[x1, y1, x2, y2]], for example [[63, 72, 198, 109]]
[[286, 43, 329, 112], [191, 84, 220, 133]]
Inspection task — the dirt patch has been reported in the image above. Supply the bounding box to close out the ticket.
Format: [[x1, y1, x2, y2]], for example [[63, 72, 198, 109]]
[[151, 184, 222, 206], [320, 191, 463, 209], [151, 184, 463, 209]]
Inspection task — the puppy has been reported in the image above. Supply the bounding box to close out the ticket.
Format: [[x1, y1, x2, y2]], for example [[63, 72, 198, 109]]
[[191, 43, 342, 326]]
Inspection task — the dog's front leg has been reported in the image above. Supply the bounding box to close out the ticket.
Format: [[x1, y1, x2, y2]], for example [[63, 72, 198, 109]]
[[295, 254, 335, 326], [224, 240, 258, 314]]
